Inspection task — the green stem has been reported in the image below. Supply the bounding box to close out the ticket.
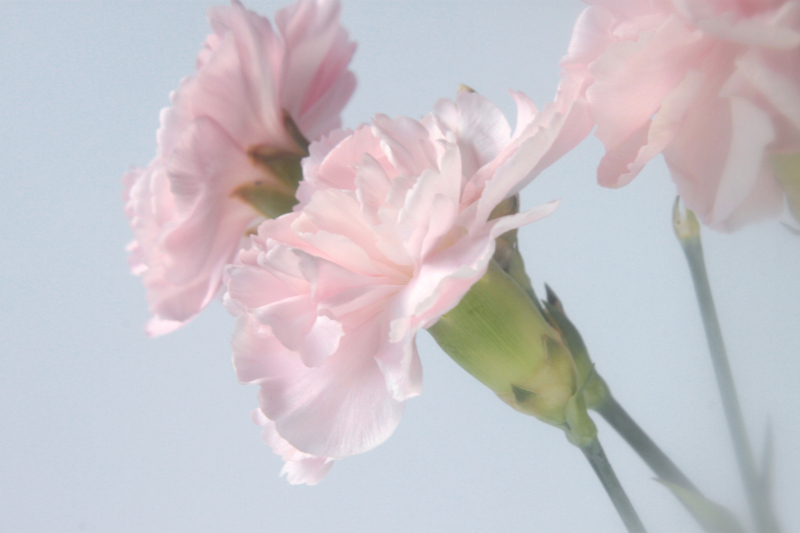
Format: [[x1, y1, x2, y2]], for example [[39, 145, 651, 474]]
[[596, 395, 696, 491], [582, 439, 647, 533], [595, 395, 736, 532], [674, 200, 779, 533]]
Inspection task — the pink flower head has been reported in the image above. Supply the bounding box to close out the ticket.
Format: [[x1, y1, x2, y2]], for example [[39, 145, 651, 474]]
[[562, 0, 800, 230], [123, 0, 356, 336], [224, 88, 588, 484]]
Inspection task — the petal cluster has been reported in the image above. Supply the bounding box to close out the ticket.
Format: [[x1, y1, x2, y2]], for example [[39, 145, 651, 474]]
[[123, 0, 356, 335], [225, 89, 585, 483], [562, 0, 800, 230]]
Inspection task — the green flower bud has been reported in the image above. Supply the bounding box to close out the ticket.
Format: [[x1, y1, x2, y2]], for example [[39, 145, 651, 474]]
[[428, 260, 597, 445]]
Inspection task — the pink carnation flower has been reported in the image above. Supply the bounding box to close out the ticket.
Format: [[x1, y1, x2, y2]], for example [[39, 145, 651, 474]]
[[123, 0, 356, 336], [224, 89, 588, 484], [561, 0, 800, 230]]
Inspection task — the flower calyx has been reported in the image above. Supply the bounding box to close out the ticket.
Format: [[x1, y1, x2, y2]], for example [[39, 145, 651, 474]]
[[235, 113, 310, 219], [773, 152, 800, 225], [427, 259, 597, 446]]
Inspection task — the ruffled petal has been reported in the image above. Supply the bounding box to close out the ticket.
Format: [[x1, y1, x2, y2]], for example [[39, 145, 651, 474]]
[[226, 89, 568, 481], [596, 70, 703, 187], [731, 49, 800, 132], [710, 97, 778, 224], [232, 316, 405, 459], [275, 0, 357, 140], [428, 91, 512, 177], [188, 1, 283, 149], [253, 410, 333, 486], [588, 14, 707, 163], [675, 0, 800, 48]]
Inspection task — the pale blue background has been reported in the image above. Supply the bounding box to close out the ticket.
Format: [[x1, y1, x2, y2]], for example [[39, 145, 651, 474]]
[[2, 1, 799, 532]]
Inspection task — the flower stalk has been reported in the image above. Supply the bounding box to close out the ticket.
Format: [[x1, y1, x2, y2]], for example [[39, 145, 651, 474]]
[[582, 438, 647, 533], [541, 281, 721, 530], [595, 394, 697, 492], [525, 256, 743, 531], [673, 198, 780, 533]]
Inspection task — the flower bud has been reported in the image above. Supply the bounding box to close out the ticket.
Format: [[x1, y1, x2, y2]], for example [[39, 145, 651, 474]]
[[428, 259, 597, 445], [673, 196, 701, 243]]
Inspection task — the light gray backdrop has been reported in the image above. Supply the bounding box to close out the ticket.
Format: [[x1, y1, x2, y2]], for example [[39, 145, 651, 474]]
[[1, 1, 798, 532]]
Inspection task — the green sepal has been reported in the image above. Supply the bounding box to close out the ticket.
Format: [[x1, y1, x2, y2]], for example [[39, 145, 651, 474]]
[[233, 181, 299, 220], [234, 111, 309, 220], [246, 146, 306, 192], [542, 285, 609, 410], [490, 195, 542, 309], [428, 260, 580, 429], [564, 391, 598, 448]]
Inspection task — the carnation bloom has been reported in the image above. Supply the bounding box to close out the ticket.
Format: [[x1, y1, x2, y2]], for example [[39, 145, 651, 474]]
[[123, 0, 356, 336], [561, 0, 800, 230], [224, 88, 588, 484]]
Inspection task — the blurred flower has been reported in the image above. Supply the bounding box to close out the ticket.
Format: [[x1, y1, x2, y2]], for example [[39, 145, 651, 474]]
[[225, 88, 586, 483], [123, 0, 355, 335], [561, 0, 800, 230]]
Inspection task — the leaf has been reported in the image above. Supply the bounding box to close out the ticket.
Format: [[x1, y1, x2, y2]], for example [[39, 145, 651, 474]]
[[656, 479, 747, 533], [755, 421, 783, 532], [759, 421, 775, 498]]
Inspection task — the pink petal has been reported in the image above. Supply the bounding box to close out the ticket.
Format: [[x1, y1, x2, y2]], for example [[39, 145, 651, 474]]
[[509, 90, 539, 140], [252, 409, 333, 486], [196, 1, 284, 148], [374, 334, 423, 402], [588, 14, 707, 155], [275, 0, 357, 140], [676, 0, 800, 48], [561, 6, 618, 70], [162, 118, 264, 283], [597, 69, 703, 187], [428, 91, 512, 177], [731, 49, 800, 132], [664, 80, 784, 230], [232, 316, 405, 459], [710, 97, 777, 224], [373, 114, 438, 178], [395, 145, 462, 260]]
